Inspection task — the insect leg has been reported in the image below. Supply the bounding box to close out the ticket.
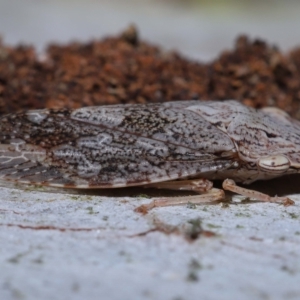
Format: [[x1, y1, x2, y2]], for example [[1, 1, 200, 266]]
[[135, 179, 224, 214], [222, 179, 295, 206], [144, 178, 213, 193]]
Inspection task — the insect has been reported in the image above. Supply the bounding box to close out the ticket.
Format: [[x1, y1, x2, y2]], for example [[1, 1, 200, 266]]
[[0, 100, 297, 212]]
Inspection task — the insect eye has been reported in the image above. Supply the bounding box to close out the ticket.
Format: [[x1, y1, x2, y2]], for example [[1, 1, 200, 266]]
[[258, 155, 290, 173]]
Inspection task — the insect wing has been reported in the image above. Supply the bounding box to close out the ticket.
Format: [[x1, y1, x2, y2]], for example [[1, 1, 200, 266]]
[[0, 102, 235, 188]]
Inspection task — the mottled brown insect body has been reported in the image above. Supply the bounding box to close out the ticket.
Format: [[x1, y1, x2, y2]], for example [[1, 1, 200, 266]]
[[0, 100, 298, 209]]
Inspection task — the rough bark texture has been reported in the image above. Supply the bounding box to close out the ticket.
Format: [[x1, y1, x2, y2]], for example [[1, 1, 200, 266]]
[[1, 26, 300, 118]]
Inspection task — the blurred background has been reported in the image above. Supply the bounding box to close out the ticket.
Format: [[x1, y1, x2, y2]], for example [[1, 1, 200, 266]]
[[1, 0, 300, 61]]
